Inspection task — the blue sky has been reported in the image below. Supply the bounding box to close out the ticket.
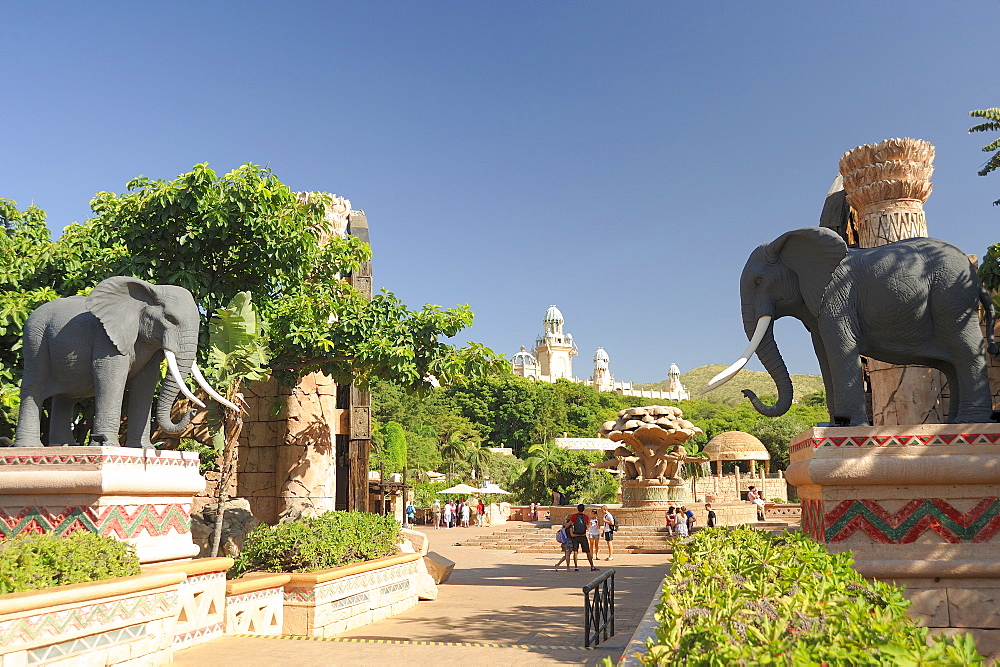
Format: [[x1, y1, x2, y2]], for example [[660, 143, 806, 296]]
[[3, 2, 999, 385]]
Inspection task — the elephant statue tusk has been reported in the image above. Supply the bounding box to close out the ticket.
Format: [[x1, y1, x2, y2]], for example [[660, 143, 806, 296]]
[[164, 350, 207, 408], [700, 315, 773, 394], [190, 362, 240, 412]]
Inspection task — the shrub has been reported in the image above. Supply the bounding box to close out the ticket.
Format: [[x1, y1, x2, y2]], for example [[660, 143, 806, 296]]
[[231, 511, 400, 578], [0, 532, 140, 595], [630, 528, 983, 665]]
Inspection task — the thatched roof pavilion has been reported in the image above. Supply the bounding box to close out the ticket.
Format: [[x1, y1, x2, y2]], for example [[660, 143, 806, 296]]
[[703, 431, 770, 474]]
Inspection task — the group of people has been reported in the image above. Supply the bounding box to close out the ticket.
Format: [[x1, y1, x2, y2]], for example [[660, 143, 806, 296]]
[[554, 504, 615, 572], [665, 503, 719, 537], [428, 498, 487, 529]]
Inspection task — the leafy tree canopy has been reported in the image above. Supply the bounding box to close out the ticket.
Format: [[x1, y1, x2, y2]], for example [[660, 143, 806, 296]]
[[0, 164, 505, 437]]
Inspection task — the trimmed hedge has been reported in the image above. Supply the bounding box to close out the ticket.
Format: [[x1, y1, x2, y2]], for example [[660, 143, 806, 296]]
[[231, 511, 401, 578], [0, 532, 140, 595], [632, 528, 982, 665]]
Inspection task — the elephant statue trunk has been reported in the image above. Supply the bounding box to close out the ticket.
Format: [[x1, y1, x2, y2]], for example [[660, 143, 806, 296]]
[[740, 320, 793, 417], [155, 347, 200, 434]]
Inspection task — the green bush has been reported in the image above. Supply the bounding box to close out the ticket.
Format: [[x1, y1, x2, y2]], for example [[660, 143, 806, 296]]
[[231, 511, 400, 578], [0, 532, 140, 595], [631, 528, 982, 665]]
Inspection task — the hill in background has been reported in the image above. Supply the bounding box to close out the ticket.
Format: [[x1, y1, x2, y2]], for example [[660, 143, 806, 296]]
[[634, 364, 825, 406]]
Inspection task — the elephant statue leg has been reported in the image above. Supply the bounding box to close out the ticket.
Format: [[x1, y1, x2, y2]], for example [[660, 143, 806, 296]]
[[820, 321, 868, 425], [14, 394, 45, 447], [810, 331, 836, 418], [91, 353, 131, 446], [124, 357, 162, 448], [48, 395, 78, 446]]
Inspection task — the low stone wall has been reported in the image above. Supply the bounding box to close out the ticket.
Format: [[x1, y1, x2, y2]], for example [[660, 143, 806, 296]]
[[142, 557, 233, 650], [225, 573, 290, 636], [0, 571, 185, 666], [283, 552, 437, 637]]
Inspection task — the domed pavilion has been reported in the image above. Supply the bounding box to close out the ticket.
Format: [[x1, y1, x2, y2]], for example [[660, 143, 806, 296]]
[[703, 431, 771, 476]]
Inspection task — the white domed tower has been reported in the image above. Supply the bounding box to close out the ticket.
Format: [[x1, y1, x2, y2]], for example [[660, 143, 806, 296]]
[[590, 347, 613, 392], [533, 305, 577, 380], [665, 362, 690, 400], [511, 346, 540, 380]]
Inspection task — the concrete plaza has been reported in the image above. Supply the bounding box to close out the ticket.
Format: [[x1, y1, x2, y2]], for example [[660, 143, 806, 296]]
[[172, 522, 670, 666]]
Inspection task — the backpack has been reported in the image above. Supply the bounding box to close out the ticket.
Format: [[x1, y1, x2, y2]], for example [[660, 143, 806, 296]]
[[572, 513, 588, 537], [556, 527, 570, 544]]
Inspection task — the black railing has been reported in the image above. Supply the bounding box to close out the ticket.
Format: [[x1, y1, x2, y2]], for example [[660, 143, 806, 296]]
[[582, 568, 615, 648]]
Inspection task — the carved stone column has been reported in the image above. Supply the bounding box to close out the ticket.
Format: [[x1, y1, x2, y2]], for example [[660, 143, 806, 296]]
[[838, 138, 948, 425]]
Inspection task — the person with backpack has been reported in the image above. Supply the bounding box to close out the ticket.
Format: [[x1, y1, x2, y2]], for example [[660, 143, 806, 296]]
[[601, 505, 616, 561], [405, 501, 416, 528], [565, 504, 599, 571], [554, 523, 573, 571]]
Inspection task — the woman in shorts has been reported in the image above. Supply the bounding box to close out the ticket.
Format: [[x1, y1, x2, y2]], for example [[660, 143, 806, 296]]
[[587, 508, 602, 558]]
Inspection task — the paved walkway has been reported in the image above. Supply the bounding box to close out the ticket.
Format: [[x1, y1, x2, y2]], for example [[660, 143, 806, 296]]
[[172, 522, 670, 666]]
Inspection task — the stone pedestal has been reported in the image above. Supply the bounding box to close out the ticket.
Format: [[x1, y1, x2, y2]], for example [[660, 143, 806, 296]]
[[787, 424, 1000, 655], [0, 447, 205, 564]]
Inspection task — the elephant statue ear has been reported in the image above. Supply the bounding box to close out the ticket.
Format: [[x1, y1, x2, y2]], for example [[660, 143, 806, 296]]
[[86, 277, 161, 356], [766, 227, 848, 314]]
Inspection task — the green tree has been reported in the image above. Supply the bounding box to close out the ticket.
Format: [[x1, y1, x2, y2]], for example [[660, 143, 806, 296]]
[[523, 441, 561, 491], [969, 108, 1000, 206], [465, 442, 494, 482], [0, 164, 506, 441], [440, 433, 468, 482]]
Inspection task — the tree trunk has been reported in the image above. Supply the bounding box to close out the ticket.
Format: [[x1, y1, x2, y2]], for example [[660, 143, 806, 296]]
[[210, 383, 243, 558]]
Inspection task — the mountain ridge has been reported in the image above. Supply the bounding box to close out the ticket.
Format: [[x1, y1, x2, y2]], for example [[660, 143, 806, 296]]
[[634, 364, 825, 406]]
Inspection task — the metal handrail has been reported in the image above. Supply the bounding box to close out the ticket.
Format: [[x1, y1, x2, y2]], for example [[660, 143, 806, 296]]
[[582, 568, 615, 648]]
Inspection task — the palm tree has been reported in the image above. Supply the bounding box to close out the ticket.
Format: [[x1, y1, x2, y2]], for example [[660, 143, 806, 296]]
[[524, 441, 561, 492], [466, 442, 494, 482], [440, 434, 467, 483]]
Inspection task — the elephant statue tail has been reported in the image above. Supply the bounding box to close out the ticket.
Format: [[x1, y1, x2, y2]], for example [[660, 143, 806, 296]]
[[980, 285, 999, 356]]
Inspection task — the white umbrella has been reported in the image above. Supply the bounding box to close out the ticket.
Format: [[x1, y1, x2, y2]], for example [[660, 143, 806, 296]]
[[477, 482, 510, 495], [438, 483, 480, 495]]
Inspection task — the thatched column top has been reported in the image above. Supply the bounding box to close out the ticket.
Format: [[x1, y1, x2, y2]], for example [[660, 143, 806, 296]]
[[837, 138, 934, 248]]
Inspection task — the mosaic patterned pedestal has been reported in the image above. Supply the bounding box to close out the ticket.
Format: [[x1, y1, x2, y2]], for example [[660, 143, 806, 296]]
[[0, 447, 205, 564], [787, 424, 1000, 659]]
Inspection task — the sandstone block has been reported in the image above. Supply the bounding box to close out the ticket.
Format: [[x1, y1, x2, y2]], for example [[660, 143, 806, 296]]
[[400, 528, 430, 555], [903, 588, 949, 627], [948, 588, 1000, 629], [424, 551, 455, 584]]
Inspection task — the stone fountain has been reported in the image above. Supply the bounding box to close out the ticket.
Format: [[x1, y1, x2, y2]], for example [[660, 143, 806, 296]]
[[593, 405, 706, 525]]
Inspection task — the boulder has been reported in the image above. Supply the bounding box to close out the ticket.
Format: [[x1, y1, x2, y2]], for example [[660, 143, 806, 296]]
[[423, 551, 455, 585]]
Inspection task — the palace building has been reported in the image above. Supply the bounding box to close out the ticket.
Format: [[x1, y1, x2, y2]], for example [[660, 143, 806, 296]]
[[511, 305, 690, 401]]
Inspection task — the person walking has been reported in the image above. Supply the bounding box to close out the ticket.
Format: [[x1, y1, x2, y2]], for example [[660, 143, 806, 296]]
[[748, 485, 766, 521], [554, 523, 573, 571], [705, 503, 717, 528], [601, 505, 616, 561], [586, 509, 602, 559], [565, 504, 600, 572], [674, 507, 689, 538], [444, 501, 454, 528], [405, 501, 416, 528], [461, 500, 471, 528], [431, 499, 441, 529], [477, 499, 486, 526]]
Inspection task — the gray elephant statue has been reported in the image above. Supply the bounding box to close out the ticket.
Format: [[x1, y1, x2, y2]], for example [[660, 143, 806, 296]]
[[704, 227, 997, 426], [14, 276, 236, 447]]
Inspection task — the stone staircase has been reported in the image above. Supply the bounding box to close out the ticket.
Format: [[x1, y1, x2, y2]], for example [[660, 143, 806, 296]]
[[456, 520, 797, 555]]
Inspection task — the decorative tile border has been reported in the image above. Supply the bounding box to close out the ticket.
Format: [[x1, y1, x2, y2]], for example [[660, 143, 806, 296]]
[[822, 498, 1000, 544], [180, 572, 226, 586], [285, 560, 421, 605], [0, 451, 198, 468], [226, 587, 284, 607], [792, 431, 1000, 453], [26, 622, 148, 664], [0, 504, 192, 539], [0, 591, 176, 646], [173, 622, 223, 646], [800, 499, 826, 542]]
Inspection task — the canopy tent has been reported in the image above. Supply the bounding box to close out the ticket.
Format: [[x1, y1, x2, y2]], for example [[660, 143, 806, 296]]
[[702, 431, 771, 475], [437, 483, 480, 495], [477, 482, 510, 495]]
